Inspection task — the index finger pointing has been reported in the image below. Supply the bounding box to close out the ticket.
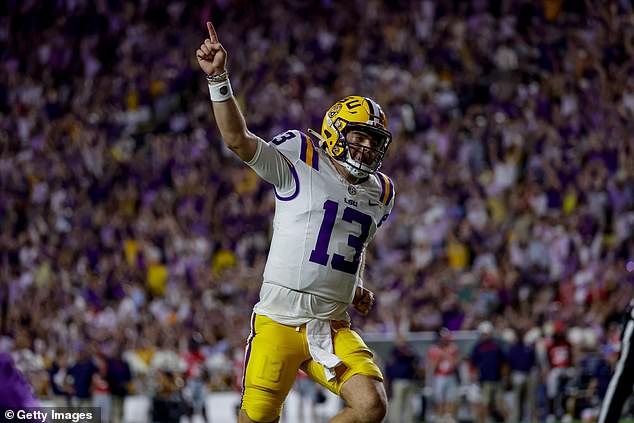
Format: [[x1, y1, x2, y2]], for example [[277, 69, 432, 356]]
[[207, 21, 219, 43]]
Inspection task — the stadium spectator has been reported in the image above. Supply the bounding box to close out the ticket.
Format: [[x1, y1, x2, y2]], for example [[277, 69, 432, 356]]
[[573, 329, 611, 421], [106, 347, 132, 423], [507, 329, 537, 423], [68, 346, 98, 407], [544, 321, 574, 421], [92, 353, 112, 423], [48, 350, 72, 407], [470, 321, 508, 423], [386, 334, 422, 423], [181, 335, 209, 423], [427, 328, 461, 423]]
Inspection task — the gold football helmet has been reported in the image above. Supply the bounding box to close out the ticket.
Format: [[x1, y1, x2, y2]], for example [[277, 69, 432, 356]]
[[318, 96, 392, 179]]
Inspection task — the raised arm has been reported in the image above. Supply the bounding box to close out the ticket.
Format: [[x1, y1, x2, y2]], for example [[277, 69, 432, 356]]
[[196, 21, 258, 162]]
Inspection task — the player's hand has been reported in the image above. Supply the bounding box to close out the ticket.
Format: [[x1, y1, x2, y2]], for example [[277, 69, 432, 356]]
[[353, 286, 375, 316], [196, 21, 227, 77]]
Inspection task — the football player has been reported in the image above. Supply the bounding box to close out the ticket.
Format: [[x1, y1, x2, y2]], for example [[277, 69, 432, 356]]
[[196, 22, 396, 423]]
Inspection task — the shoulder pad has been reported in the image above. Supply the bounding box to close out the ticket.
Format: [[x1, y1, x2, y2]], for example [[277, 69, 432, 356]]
[[270, 130, 320, 170], [375, 171, 395, 206]]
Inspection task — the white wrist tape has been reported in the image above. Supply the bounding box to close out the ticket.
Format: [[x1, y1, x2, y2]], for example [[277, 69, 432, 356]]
[[208, 79, 233, 102]]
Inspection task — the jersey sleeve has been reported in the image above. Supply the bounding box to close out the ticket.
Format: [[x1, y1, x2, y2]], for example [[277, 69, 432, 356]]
[[245, 130, 319, 198], [244, 132, 298, 196]]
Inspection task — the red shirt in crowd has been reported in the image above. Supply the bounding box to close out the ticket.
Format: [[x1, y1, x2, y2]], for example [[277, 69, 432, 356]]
[[546, 337, 573, 368], [428, 342, 460, 376]]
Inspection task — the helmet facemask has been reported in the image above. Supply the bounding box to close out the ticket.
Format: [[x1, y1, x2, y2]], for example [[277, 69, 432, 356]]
[[339, 125, 391, 179]]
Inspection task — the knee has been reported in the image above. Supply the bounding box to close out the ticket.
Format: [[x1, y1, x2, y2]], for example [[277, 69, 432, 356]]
[[356, 390, 387, 423]]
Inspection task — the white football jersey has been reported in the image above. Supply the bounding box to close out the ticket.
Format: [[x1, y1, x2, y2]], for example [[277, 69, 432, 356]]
[[245, 130, 395, 322]]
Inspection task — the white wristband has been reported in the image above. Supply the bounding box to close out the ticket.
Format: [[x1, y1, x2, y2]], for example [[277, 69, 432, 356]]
[[208, 79, 233, 102]]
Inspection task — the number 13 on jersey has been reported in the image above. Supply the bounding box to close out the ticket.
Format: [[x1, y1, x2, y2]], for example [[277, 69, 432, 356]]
[[309, 200, 372, 275]]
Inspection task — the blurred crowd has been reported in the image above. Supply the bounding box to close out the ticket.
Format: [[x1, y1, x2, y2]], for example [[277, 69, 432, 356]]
[[1, 0, 634, 421], [384, 320, 625, 422]]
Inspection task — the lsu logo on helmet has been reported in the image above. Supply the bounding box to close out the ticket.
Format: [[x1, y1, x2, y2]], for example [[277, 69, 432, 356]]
[[320, 96, 392, 178]]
